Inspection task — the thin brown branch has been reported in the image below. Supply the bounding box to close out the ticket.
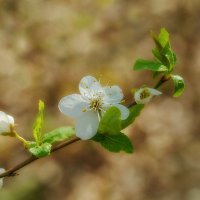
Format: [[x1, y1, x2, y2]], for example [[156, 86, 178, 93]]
[[154, 75, 171, 89], [0, 137, 80, 178], [0, 75, 171, 179]]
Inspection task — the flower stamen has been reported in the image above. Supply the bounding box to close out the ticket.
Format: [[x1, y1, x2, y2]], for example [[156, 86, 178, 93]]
[[140, 89, 151, 100], [90, 97, 103, 112]]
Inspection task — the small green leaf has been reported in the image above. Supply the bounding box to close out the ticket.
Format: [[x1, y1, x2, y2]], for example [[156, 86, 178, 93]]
[[151, 28, 169, 50], [151, 31, 163, 51], [158, 28, 169, 48], [33, 100, 45, 145], [152, 48, 162, 62], [152, 48, 171, 68], [92, 132, 133, 153], [29, 143, 52, 158], [42, 127, 75, 144], [98, 107, 121, 135], [171, 75, 185, 97], [172, 53, 177, 65], [161, 43, 176, 70], [134, 59, 168, 72], [151, 28, 177, 70], [121, 104, 144, 129]]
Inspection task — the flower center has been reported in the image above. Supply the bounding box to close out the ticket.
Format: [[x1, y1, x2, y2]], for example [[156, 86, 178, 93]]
[[140, 89, 151, 99], [90, 98, 103, 112]]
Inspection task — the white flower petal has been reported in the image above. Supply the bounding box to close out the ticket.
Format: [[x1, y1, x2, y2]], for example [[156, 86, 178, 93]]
[[134, 87, 161, 104], [134, 88, 153, 104], [0, 111, 8, 122], [79, 75, 103, 97], [103, 86, 123, 104], [136, 95, 152, 104], [75, 111, 99, 140], [134, 88, 144, 104], [148, 88, 162, 96], [113, 104, 130, 120], [58, 94, 89, 118], [0, 168, 5, 189], [0, 111, 14, 134], [7, 115, 14, 125], [0, 121, 10, 133]]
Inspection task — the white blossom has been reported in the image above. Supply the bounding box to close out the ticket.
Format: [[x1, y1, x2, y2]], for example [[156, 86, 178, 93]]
[[0, 111, 14, 134], [0, 168, 5, 189], [134, 87, 162, 104], [59, 75, 129, 140]]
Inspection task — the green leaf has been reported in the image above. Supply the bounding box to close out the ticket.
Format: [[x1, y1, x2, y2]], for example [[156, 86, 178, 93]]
[[33, 100, 45, 145], [42, 127, 75, 144], [92, 132, 133, 153], [161, 43, 176, 70], [134, 59, 168, 72], [151, 28, 176, 70], [29, 143, 52, 158], [151, 31, 163, 51], [171, 75, 185, 97], [98, 106, 121, 135], [172, 52, 177, 65], [152, 48, 162, 62], [151, 28, 169, 49], [152, 48, 171, 68], [121, 104, 144, 129], [158, 28, 169, 48]]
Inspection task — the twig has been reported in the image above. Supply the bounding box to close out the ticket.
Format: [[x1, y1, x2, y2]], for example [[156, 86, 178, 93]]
[[154, 75, 171, 89], [0, 75, 171, 179], [0, 137, 80, 178]]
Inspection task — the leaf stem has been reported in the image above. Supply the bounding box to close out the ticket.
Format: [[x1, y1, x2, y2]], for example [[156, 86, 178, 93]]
[[13, 131, 29, 147]]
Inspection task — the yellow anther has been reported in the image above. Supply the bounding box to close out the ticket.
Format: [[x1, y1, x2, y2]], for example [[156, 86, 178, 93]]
[[82, 108, 87, 112], [140, 89, 151, 99]]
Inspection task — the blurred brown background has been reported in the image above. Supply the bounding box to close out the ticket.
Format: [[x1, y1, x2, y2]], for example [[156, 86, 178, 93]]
[[0, 0, 199, 199]]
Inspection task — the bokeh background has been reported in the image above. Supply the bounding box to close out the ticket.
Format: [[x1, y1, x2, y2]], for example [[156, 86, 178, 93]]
[[0, 0, 200, 199]]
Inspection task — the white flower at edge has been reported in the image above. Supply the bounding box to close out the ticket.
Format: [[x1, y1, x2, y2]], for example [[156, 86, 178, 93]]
[[0, 168, 5, 189], [134, 87, 162, 104], [0, 111, 14, 134], [58, 75, 129, 140]]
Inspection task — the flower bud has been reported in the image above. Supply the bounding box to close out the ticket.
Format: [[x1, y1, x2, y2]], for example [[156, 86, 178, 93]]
[[0, 111, 14, 135], [134, 87, 162, 104]]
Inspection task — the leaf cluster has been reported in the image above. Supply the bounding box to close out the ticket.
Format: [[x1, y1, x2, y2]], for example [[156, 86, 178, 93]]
[[28, 101, 75, 158], [133, 28, 185, 97], [92, 105, 143, 153]]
